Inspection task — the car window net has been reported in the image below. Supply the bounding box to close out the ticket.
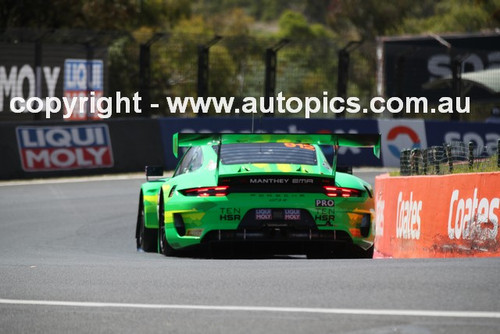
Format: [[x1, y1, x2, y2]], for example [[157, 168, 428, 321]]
[[217, 143, 317, 165]]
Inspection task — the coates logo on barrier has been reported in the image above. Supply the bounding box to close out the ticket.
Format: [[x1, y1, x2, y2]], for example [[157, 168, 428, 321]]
[[16, 124, 113, 171], [375, 191, 385, 237], [448, 188, 499, 241], [396, 191, 422, 240]]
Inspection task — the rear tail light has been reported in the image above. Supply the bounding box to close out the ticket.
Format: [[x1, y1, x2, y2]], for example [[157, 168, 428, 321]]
[[323, 186, 362, 198], [181, 186, 229, 197]]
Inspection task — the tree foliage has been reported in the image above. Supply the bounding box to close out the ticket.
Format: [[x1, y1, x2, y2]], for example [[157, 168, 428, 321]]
[[1, 0, 499, 117], [0, 0, 191, 31]]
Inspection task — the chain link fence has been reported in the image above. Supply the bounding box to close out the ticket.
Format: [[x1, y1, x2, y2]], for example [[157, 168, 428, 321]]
[[400, 140, 500, 176], [142, 33, 376, 116], [1, 28, 378, 120]]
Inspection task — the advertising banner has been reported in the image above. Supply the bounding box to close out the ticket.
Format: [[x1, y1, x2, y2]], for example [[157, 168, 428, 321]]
[[374, 172, 500, 258], [378, 33, 500, 102], [424, 121, 500, 156], [0, 43, 107, 121], [63, 59, 104, 120], [377, 119, 427, 167], [16, 124, 114, 171]]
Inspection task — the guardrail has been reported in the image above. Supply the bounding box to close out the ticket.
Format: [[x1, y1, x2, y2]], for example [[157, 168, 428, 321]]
[[400, 140, 500, 176]]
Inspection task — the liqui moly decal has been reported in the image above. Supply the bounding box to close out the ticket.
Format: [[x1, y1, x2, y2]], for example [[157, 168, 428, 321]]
[[16, 124, 114, 171]]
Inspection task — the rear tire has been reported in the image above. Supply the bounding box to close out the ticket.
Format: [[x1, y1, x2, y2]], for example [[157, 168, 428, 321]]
[[158, 193, 176, 256], [136, 196, 157, 252]]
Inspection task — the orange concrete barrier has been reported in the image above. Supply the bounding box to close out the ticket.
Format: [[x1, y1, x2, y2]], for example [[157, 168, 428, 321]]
[[374, 172, 500, 258]]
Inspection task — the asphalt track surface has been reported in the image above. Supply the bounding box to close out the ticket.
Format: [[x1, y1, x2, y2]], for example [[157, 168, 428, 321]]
[[0, 170, 499, 333]]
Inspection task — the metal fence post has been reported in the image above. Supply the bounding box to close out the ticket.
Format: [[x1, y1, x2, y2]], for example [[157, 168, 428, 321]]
[[337, 40, 362, 119], [400, 149, 410, 175], [197, 44, 209, 100], [451, 57, 461, 121], [412, 149, 421, 175], [400, 149, 405, 175], [139, 33, 165, 118], [264, 39, 289, 114], [422, 148, 428, 175], [264, 48, 276, 113], [445, 144, 453, 174], [139, 43, 151, 117], [197, 36, 222, 112], [468, 141, 474, 170], [34, 39, 42, 121], [497, 139, 500, 168], [433, 146, 440, 175]]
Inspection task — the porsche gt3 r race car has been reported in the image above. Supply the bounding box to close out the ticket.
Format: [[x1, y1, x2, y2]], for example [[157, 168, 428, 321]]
[[135, 133, 380, 258]]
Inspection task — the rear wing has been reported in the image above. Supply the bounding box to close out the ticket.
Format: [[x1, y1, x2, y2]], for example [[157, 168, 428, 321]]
[[172, 133, 381, 158]]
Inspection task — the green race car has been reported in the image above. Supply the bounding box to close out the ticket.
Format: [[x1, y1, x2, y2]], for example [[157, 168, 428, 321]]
[[135, 132, 380, 258]]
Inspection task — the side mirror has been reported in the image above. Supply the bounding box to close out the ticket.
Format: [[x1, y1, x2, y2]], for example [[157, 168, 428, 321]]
[[145, 166, 164, 181]]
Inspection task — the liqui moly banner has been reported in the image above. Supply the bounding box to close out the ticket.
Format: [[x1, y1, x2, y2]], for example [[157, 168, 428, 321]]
[[63, 59, 104, 120], [16, 124, 114, 171], [0, 43, 107, 121]]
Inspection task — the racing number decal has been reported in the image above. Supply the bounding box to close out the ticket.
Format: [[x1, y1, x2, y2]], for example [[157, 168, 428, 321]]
[[283, 143, 315, 151]]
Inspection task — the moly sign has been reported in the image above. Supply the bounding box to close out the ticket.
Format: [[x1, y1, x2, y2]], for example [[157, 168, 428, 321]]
[[0, 43, 107, 119], [16, 124, 114, 171]]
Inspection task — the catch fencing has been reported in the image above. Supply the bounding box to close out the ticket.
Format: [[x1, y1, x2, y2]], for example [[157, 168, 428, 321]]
[[0, 28, 375, 120], [400, 140, 500, 176]]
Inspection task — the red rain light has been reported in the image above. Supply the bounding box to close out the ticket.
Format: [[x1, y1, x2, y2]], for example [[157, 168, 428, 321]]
[[323, 186, 361, 198]]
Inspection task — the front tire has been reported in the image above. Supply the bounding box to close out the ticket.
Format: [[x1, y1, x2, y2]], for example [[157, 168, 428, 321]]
[[158, 192, 176, 256], [136, 195, 157, 252]]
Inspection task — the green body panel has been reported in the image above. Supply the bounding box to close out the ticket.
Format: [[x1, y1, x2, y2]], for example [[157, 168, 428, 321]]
[[161, 185, 374, 250], [141, 181, 165, 229], [140, 132, 380, 253]]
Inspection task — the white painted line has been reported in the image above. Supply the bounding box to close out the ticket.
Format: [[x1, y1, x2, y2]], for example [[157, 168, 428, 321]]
[[0, 299, 499, 319], [0, 172, 173, 187], [0, 174, 143, 187]]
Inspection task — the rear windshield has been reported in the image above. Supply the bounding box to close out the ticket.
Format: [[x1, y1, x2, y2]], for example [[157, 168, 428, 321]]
[[217, 143, 317, 165]]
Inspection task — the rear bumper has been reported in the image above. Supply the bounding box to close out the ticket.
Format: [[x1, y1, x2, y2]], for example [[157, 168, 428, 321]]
[[200, 228, 359, 256], [202, 228, 352, 245]]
